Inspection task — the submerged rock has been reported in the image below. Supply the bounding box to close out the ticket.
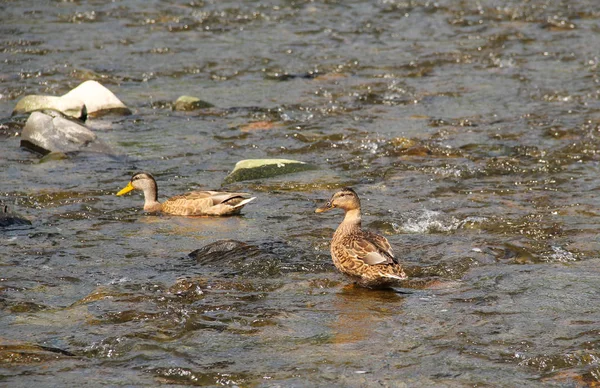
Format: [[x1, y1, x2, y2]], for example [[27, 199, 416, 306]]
[[189, 239, 281, 277], [0, 338, 75, 363], [62, 80, 131, 116], [173, 95, 214, 111], [20, 111, 112, 155], [189, 239, 260, 264], [12, 95, 87, 120], [38, 151, 69, 163], [0, 205, 32, 228], [223, 158, 318, 184]]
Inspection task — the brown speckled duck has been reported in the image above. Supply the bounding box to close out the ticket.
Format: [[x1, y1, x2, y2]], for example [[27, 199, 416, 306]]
[[116, 172, 255, 216], [315, 187, 407, 288]]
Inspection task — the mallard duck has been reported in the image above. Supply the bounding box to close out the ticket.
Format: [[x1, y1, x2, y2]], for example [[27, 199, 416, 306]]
[[116, 172, 255, 216], [315, 187, 407, 288]]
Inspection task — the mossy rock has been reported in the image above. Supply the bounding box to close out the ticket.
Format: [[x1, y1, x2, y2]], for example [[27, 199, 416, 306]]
[[13, 95, 87, 120], [223, 159, 318, 184], [173, 96, 214, 111]]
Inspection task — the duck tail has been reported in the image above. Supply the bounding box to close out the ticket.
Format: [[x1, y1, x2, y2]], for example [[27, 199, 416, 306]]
[[232, 196, 256, 209], [381, 272, 407, 281]]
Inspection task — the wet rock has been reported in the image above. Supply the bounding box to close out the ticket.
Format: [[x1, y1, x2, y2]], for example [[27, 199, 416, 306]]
[[0, 205, 31, 228], [12, 95, 87, 120], [168, 278, 204, 298], [189, 239, 282, 278], [38, 151, 69, 163], [0, 338, 75, 364], [223, 158, 318, 184], [239, 121, 283, 133], [20, 111, 113, 155], [173, 95, 214, 111], [189, 239, 260, 264], [62, 80, 131, 117]]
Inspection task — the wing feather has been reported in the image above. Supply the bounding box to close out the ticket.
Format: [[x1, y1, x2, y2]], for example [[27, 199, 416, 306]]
[[344, 231, 397, 266]]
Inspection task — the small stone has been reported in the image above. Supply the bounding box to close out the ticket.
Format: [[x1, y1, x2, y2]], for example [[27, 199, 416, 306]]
[[239, 121, 282, 132], [39, 151, 69, 163], [173, 95, 214, 111]]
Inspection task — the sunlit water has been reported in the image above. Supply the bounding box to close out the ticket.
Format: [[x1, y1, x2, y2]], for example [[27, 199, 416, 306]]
[[2, 0, 600, 386]]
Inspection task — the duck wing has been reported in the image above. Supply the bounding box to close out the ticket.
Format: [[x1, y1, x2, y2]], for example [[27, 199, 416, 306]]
[[347, 231, 397, 266], [162, 191, 255, 216]]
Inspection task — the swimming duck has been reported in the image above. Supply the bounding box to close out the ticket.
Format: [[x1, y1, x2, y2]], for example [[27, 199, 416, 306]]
[[116, 172, 255, 216], [315, 187, 407, 288]]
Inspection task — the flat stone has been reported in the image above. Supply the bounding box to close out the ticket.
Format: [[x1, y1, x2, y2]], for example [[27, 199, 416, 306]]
[[62, 80, 131, 116], [20, 111, 112, 155], [223, 158, 318, 183], [173, 95, 214, 111], [12, 95, 87, 120]]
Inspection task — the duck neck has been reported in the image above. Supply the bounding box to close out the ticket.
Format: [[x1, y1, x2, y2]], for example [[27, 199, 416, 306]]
[[142, 185, 162, 212], [335, 208, 362, 235]]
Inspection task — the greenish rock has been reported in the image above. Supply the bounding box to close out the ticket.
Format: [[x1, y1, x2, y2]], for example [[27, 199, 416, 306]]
[[173, 95, 214, 111], [13, 95, 87, 120], [39, 151, 69, 163], [223, 158, 318, 184]]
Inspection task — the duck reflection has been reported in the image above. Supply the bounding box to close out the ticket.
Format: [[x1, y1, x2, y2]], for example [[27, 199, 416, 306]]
[[330, 285, 406, 344]]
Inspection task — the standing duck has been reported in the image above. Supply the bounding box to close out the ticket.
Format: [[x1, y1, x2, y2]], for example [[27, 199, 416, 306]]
[[315, 187, 407, 288], [116, 172, 255, 216]]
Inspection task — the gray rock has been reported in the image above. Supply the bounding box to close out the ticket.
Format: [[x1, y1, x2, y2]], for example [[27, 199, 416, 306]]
[[189, 239, 260, 264], [61, 80, 131, 116], [12, 95, 87, 120], [20, 111, 112, 155], [223, 158, 318, 184], [173, 95, 214, 111], [0, 205, 32, 228]]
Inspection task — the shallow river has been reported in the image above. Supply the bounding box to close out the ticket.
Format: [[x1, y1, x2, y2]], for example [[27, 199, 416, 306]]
[[2, 0, 600, 386]]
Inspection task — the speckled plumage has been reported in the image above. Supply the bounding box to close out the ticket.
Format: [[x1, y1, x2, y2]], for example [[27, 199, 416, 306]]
[[117, 172, 255, 216], [316, 188, 407, 288]]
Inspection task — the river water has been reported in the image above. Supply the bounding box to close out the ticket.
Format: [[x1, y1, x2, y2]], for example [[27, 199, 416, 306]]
[[1, 0, 600, 386]]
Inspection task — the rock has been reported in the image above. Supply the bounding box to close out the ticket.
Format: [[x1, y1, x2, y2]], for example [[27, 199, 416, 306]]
[[189, 239, 281, 277], [0, 338, 75, 363], [189, 239, 259, 264], [62, 80, 131, 116], [0, 205, 32, 228], [173, 95, 214, 111], [223, 159, 318, 184], [20, 111, 113, 155], [12, 95, 87, 120], [39, 151, 69, 163]]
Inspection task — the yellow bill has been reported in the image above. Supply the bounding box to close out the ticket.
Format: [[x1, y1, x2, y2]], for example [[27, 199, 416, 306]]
[[116, 181, 134, 196]]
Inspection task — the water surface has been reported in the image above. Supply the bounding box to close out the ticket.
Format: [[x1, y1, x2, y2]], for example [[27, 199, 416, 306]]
[[1, 0, 600, 386]]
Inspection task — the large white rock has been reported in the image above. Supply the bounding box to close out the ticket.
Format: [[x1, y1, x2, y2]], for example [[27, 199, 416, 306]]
[[62, 80, 131, 116], [20, 111, 112, 155], [13, 95, 87, 120]]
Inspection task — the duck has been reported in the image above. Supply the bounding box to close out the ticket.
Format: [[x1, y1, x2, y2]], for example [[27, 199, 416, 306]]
[[116, 172, 255, 216], [315, 187, 407, 288]]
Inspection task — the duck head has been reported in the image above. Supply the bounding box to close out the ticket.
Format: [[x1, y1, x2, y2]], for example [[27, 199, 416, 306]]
[[315, 187, 361, 213]]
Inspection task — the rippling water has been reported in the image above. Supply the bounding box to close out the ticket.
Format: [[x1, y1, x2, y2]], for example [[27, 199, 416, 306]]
[[2, 0, 600, 386]]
